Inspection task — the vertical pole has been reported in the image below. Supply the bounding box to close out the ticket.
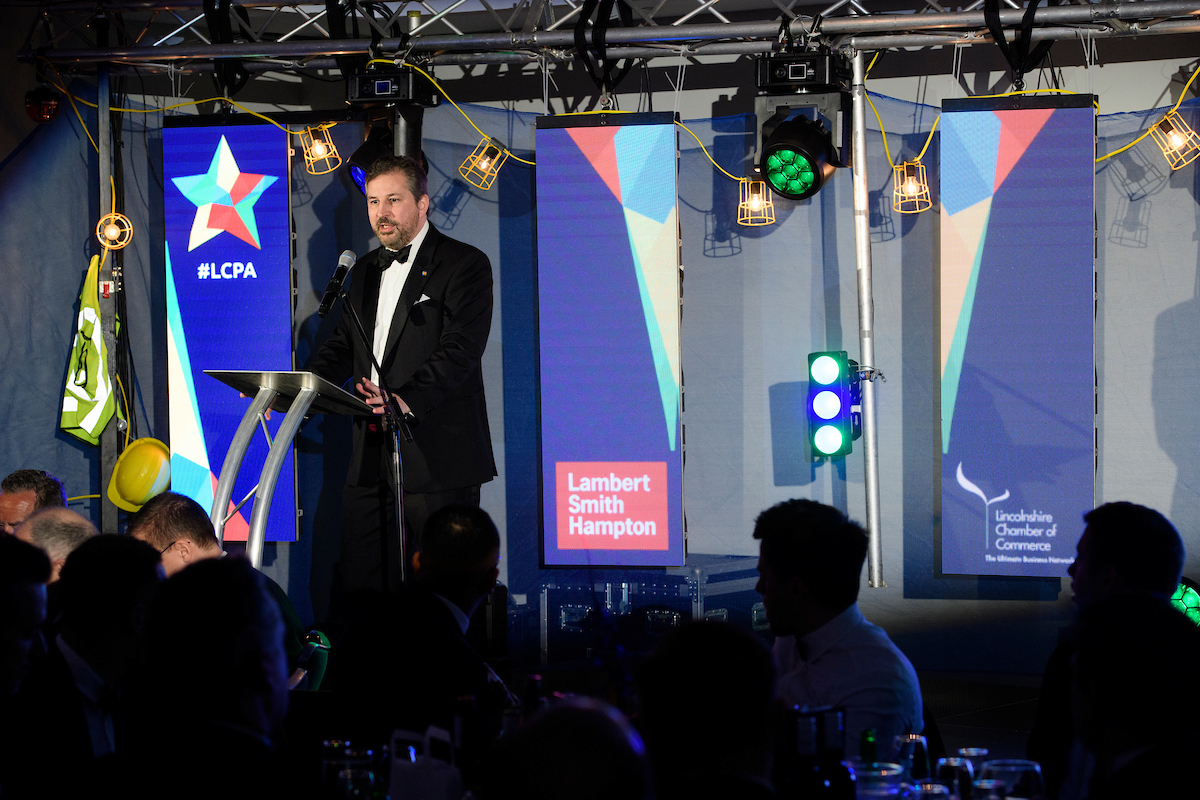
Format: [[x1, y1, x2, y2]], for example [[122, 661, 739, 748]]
[[98, 65, 120, 535], [850, 49, 884, 587]]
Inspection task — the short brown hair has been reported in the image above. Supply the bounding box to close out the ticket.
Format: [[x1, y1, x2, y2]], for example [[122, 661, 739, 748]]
[[2, 469, 66, 510], [364, 154, 428, 201], [753, 499, 868, 608], [127, 491, 218, 551]]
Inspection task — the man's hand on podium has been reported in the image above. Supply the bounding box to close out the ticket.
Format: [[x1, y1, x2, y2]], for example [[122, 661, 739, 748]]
[[356, 377, 411, 417]]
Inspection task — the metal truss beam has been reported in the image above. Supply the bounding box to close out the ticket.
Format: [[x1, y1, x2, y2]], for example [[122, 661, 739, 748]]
[[21, 0, 1200, 69]]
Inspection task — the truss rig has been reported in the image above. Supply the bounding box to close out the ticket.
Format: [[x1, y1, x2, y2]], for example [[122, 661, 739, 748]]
[[16, 0, 1200, 76]]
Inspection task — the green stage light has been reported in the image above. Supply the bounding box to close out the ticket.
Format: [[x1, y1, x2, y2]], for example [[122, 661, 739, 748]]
[[760, 117, 837, 201], [806, 351, 857, 459], [1171, 581, 1200, 625]]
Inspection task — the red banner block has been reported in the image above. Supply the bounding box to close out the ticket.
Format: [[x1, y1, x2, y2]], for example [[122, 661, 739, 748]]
[[555, 461, 669, 551]]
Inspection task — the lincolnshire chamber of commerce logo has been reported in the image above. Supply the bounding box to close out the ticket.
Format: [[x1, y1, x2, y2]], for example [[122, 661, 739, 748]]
[[956, 462, 1070, 566], [172, 135, 277, 254]]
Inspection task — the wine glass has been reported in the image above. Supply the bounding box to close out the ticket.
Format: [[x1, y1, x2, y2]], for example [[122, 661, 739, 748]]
[[979, 759, 1044, 799], [958, 747, 989, 778], [934, 757, 974, 800], [972, 779, 1006, 800], [894, 733, 931, 780], [916, 783, 952, 800]]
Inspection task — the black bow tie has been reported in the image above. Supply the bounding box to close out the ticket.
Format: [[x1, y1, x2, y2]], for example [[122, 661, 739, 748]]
[[381, 244, 412, 268]]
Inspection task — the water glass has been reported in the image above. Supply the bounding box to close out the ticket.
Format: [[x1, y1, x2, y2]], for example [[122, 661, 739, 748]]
[[972, 779, 1006, 800], [854, 761, 905, 798], [934, 757, 974, 800], [894, 733, 931, 780], [916, 783, 952, 800], [979, 759, 1044, 799], [958, 747, 989, 777]]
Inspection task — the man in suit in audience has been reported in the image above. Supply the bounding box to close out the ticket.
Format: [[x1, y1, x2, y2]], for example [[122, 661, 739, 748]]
[[127, 491, 307, 671], [1028, 501, 1185, 800], [754, 499, 922, 760], [111, 558, 295, 799], [0, 469, 67, 535], [15, 507, 97, 634], [1, 534, 163, 798], [0, 534, 50, 698], [15, 508, 96, 583], [337, 503, 511, 769]]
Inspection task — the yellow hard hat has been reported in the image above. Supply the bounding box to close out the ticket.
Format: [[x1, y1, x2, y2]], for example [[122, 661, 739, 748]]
[[107, 437, 171, 512]]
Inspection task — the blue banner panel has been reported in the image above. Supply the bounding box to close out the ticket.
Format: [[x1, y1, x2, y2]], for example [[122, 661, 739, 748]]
[[939, 98, 1094, 577], [164, 125, 296, 542], [536, 115, 685, 567]]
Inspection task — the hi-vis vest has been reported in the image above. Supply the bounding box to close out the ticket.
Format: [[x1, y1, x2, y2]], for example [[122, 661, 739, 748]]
[[61, 256, 121, 445]]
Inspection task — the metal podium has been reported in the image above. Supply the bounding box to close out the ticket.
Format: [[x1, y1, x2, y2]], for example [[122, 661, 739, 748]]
[[205, 370, 371, 569]]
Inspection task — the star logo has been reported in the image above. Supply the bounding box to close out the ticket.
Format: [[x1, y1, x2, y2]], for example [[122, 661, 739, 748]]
[[172, 135, 278, 251]]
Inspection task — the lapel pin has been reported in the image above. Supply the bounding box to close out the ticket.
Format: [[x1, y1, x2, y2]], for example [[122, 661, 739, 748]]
[[421, 270, 427, 276]]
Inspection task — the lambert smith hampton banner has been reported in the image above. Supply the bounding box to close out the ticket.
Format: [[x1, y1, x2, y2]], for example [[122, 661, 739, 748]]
[[938, 96, 1095, 578]]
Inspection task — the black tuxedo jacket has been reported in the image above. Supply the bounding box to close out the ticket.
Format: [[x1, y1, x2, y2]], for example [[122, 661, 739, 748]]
[[308, 224, 496, 493]]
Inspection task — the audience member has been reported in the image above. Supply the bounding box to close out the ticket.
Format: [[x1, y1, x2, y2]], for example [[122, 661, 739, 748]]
[[754, 498, 922, 759], [127, 491, 306, 668], [1, 469, 67, 535], [15, 507, 97, 582], [335, 504, 512, 760], [111, 557, 294, 799], [0, 534, 163, 798], [485, 697, 651, 800], [1073, 593, 1200, 800], [0, 535, 50, 697], [1028, 501, 1185, 799], [637, 621, 776, 799]]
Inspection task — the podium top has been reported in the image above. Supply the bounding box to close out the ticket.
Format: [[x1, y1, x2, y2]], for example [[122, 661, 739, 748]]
[[204, 370, 373, 416]]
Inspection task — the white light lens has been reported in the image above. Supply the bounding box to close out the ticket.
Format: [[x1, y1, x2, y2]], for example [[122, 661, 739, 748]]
[[810, 355, 840, 385], [813, 390, 841, 420], [814, 425, 844, 455]]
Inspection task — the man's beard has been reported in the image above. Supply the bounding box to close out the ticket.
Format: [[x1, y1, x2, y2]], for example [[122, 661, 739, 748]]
[[375, 217, 414, 249]]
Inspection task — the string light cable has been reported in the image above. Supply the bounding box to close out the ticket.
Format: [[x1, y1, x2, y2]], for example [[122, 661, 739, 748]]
[[1096, 62, 1200, 163], [400, 61, 537, 166]]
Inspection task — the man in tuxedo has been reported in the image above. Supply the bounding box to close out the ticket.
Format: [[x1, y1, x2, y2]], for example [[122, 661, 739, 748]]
[[309, 154, 495, 597]]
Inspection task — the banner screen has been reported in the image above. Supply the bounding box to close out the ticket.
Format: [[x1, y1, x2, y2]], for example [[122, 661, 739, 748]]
[[535, 113, 685, 567], [938, 96, 1095, 577], [164, 124, 296, 542]]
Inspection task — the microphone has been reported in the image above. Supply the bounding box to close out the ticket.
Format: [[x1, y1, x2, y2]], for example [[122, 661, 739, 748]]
[[317, 250, 357, 318]]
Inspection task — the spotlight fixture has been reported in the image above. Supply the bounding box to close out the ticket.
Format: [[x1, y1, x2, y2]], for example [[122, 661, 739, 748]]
[[1150, 110, 1200, 170], [96, 212, 134, 250], [737, 178, 774, 226], [346, 124, 394, 194], [892, 161, 932, 214], [759, 116, 838, 201], [299, 124, 342, 176], [459, 137, 508, 190], [25, 85, 61, 124]]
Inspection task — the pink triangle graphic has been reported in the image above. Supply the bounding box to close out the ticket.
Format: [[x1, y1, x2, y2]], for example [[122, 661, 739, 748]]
[[993, 108, 1055, 190], [566, 127, 622, 204], [209, 471, 251, 542]]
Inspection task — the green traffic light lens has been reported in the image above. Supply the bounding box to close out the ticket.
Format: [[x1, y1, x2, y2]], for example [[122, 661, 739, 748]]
[[810, 355, 840, 385], [813, 390, 841, 420], [814, 425, 844, 455]]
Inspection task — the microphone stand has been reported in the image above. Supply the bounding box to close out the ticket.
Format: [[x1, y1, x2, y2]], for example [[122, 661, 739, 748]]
[[329, 287, 414, 587]]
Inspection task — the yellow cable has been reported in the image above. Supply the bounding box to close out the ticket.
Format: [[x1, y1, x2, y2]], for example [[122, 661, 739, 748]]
[[915, 115, 941, 162], [865, 93, 895, 168], [405, 62, 537, 165], [865, 51, 880, 79], [63, 87, 99, 153], [366, 58, 395, 68], [66, 494, 101, 502], [1094, 65, 1197, 163], [674, 120, 741, 182], [115, 372, 132, 448]]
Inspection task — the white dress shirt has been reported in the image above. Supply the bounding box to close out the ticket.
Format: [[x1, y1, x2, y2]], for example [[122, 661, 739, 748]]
[[371, 220, 430, 383], [773, 603, 923, 760]]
